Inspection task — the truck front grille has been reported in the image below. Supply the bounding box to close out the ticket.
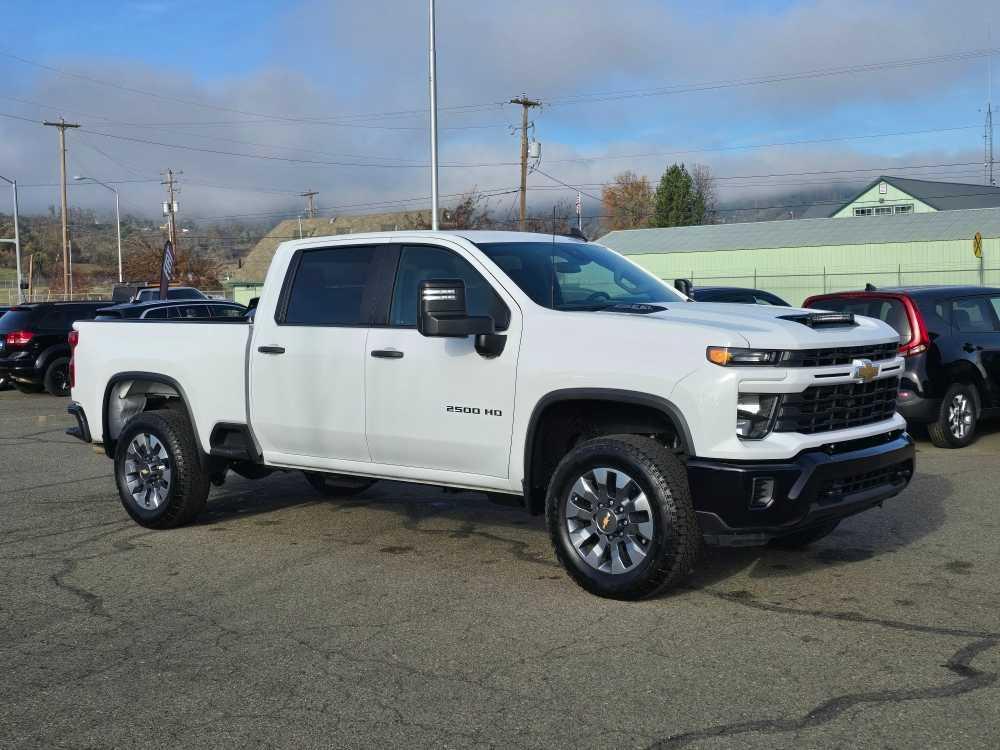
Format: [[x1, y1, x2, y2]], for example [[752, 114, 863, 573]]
[[774, 377, 899, 435], [781, 342, 898, 368]]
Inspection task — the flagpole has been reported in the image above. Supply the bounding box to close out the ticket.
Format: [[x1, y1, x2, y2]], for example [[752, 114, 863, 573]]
[[428, 0, 440, 231]]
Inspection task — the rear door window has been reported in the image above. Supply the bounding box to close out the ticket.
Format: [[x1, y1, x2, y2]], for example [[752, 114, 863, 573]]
[[210, 306, 247, 318], [177, 305, 211, 319], [143, 307, 171, 319], [952, 297, 1000, 333], [282, 245, 379, 326]]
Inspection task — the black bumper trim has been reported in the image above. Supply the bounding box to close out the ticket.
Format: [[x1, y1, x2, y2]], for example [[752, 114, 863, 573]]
[[687, 434, 915, 544], [66, 402, 92, 443]]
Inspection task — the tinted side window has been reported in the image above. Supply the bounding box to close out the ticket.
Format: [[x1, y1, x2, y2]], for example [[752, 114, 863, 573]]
[[952, 297, 999, 333], [177, 305, 211, 319], [143, 307, 170, 319], [211, 306, 246, 318], [283, 246, 377, 326], [390, 245, 509, 329], [990, 297, 1000, 327]]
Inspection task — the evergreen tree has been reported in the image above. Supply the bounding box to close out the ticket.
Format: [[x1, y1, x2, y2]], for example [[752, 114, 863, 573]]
[[652, 163, 707, 227]]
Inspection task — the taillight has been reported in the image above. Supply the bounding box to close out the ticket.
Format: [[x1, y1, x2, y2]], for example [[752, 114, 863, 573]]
[[68, 330, 79, 389], [4, 330, 34, 347], [899, 296, 929, 357]]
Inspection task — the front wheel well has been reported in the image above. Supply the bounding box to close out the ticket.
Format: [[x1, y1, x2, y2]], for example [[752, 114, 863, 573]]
[[524, 397, 688, 515]]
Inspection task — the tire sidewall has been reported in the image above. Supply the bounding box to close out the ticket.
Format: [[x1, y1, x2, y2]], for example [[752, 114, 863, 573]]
[[547, 442, 686, 598], [114, 416, 181, 526], [44, 357, 71, 397]]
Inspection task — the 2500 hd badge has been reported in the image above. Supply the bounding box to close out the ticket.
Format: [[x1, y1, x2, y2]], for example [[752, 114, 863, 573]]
[[445, 405, 503, 416]]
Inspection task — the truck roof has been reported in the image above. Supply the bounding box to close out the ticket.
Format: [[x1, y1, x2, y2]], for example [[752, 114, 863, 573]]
[[282, 230, 590, 246]]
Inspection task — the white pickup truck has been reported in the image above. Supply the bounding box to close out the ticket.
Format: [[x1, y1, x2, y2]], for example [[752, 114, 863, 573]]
[[68, 231, 914, 599]]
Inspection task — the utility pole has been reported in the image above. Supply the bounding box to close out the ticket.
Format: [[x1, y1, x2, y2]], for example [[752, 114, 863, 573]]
[[300, 190, 318, 219], [42, 118, 80, 297], [161, 169, 181, 248], [510, 95, 541, 231], [988, 28, 996, 186]]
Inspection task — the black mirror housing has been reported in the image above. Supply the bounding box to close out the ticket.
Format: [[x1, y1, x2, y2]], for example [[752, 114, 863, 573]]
[[674, 278, 693, 297], [418, 279, 496, 338]]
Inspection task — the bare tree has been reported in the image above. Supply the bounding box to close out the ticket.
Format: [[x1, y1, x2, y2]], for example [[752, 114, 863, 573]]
[[601, 171, 653, 231], [691, 164, 718, 224]]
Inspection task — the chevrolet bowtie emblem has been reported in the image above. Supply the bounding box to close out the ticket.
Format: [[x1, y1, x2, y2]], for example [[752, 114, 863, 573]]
[[852, 359, 879, 383], [599, 513, 611, 530]]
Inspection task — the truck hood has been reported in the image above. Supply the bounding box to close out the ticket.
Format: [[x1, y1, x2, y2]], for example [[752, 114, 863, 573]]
[[600, 302, 900, 350]]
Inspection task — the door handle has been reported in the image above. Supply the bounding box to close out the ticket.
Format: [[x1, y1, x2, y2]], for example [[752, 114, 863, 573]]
[[370, 349, 404, 359], [258, 346, 286, 355]]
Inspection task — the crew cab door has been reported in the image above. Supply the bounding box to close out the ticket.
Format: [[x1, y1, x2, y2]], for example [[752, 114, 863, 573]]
[[249, 244, 387, 462], [364, 243, 521, 478]]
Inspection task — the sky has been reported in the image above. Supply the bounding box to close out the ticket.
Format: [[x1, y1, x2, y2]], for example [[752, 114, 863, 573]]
[[0, 0, 997, 224]]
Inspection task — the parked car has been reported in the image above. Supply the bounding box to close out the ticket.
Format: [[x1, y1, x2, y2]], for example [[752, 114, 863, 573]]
[[95, 299, 248, 321], [804, 286, 1000, 448], [68, 231, 914, 599], [691, 286, 790, 306], [0, 302, 108, 396], [111, 284, 208, 304]]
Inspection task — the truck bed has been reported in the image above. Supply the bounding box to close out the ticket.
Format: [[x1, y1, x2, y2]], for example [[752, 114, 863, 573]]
[[72, 319, 251, 450]]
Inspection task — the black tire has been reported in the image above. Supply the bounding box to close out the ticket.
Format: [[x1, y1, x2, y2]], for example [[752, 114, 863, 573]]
[[545, 434, 700, 600], [13, 381, 44, 394], [302, 471, 375, 497], [114, 409, 210, 529], [928, 383, 979, 449], [43, 357, 71, 397], [769, 520, 839, 548]]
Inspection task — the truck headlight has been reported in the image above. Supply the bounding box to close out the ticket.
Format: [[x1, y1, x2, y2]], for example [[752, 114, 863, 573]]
[[737, 393, 780, 439], [707, 347, 781, 366]]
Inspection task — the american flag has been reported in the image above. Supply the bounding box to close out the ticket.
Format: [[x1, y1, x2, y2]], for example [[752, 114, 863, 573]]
[[159, 240, 175, 300]]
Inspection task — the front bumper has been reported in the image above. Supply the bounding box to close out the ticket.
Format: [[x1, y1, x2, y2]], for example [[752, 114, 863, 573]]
[[896, 388, 941, 423], [688, 432, 914, 545]]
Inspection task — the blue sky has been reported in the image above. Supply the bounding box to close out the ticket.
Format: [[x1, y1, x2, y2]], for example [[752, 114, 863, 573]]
[[0, 0, 997, 220]]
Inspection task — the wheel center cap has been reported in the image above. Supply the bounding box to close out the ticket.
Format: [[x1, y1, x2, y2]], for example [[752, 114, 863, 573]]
[[596, 509, 619, 535]]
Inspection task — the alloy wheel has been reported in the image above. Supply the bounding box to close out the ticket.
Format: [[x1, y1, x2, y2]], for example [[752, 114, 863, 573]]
[[948, 393, 973, 440], [564, 467, 656, 574], [123, 433, 173, 510]]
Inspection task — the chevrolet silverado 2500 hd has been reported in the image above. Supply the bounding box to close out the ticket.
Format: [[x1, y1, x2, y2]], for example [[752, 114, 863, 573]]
[[67, 231, 914, 599]]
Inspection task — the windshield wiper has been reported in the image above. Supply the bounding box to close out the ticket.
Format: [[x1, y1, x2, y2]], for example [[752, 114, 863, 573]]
[[562, 302, 668, 314]]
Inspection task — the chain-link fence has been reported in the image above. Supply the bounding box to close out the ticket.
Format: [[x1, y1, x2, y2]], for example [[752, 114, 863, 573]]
[[676, 263, 1000, 306], [1, 283, 233, 305]]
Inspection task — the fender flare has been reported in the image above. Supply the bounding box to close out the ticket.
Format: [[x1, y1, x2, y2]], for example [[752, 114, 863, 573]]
[[35, 343, 70, 375], [521, 387, 694, 499]]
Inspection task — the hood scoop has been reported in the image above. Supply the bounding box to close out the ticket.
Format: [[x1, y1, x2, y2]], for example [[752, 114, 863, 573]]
[[602, 303, 668, 315], [778, 312, 857, 329]]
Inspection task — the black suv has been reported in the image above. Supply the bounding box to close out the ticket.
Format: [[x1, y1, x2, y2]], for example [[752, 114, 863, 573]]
[[691, 286, 790, 306], [805, 286, 1000, 448], [0, 302, 107, 396]]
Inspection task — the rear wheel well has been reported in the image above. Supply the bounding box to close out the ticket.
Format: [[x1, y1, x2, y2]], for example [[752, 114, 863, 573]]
[[524, 398, 687, 515], [103, 377, 193, 456]]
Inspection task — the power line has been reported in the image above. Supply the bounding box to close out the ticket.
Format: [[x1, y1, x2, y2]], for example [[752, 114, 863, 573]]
[[543, 48, 1000, 107], [0, 49, 508, 126]]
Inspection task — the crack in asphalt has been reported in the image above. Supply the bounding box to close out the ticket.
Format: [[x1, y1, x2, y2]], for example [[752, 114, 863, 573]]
[[646, 590, 1000, 748], [49, 558, 109, 620]]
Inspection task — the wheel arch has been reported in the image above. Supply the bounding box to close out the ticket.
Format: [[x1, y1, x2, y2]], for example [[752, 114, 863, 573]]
[[521, 388, 694, 515], [35, 343, 70, 374], [102, 371, 202, 458]]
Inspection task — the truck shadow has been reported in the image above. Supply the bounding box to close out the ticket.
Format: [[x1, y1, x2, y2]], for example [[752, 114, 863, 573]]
[[194, 468, 951, 594]]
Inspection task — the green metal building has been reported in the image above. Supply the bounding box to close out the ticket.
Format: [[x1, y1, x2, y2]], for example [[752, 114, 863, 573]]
[[600, 206, 1000, 306]]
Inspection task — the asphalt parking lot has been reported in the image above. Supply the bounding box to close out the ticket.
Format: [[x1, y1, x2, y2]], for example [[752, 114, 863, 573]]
[[1, 390, 998, 749]]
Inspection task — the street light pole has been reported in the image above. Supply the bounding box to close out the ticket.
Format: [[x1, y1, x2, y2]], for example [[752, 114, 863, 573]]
[[428, 0, 440, 231], [74, 176, 123, 283], [0, 174, 22, 303]]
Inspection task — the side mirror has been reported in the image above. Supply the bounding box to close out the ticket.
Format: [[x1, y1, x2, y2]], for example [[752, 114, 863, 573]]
[[674, 278, 693, 297], [247, 297, 260, 310], [418, 279, 495, 338]]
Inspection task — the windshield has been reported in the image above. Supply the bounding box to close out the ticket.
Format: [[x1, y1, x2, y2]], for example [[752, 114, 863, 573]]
[[477, 241, 684, 311]]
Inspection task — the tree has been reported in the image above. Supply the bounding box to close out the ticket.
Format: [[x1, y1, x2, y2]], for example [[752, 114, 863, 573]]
[[122, 232, 221, 289], [601, 171, 653, 231], [652, 163, 708, 228], [446, 189, 496, 230], [691, 164, 718, 224]]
